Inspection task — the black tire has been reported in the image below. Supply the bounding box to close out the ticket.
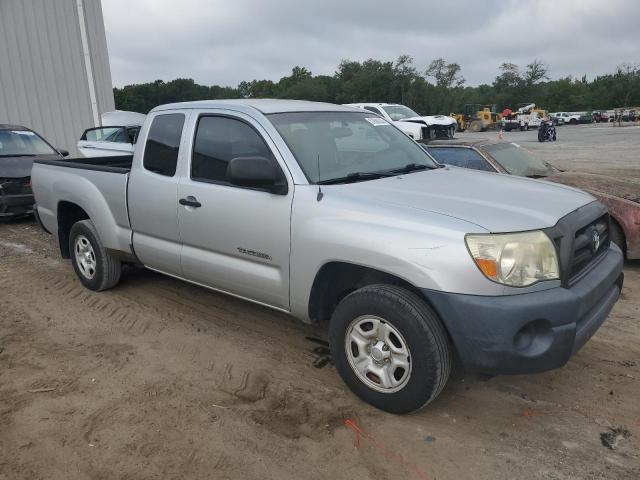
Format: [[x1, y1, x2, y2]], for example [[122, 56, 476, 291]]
[[569, 118, 577, 125], [329, 284, 452, 413], [69, 219, 121, 291], [610, 220, 626, 257]]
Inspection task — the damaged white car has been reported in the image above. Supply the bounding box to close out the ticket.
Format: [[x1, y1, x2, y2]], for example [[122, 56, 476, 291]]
[[77, 110, 147, 158], [345, 103, 456, 140]]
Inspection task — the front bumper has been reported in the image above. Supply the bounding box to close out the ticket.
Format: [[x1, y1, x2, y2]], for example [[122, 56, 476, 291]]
[[0, 193, 35, 219], [423, 244, 624, 375]]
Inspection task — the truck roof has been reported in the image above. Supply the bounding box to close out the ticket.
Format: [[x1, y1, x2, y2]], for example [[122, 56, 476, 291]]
[[152, 99, 358, 115]]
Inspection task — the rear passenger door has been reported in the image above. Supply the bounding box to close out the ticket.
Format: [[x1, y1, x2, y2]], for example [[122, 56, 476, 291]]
[[177, 111, 293, 310], [129, 111, 189, 275]]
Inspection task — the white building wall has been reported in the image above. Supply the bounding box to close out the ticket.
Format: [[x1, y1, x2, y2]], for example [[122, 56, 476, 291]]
[[0, 0, 114, 154]]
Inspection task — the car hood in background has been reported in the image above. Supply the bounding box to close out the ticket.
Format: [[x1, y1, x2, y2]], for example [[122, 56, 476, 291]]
[[340, 166, 596, 232], [0, 153, 62, 178], [547, 171, 640, 204]]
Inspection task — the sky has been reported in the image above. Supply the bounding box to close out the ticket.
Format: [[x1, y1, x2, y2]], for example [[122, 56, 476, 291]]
[[102, 0, 639, 88]]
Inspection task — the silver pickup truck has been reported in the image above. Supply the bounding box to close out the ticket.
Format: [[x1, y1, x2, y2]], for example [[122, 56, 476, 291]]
[[32, 99, 624, 413]]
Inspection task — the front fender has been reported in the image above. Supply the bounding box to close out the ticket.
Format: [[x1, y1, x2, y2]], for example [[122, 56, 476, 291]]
[[288, 186, 509, 322], [393, 121, 423, 140]]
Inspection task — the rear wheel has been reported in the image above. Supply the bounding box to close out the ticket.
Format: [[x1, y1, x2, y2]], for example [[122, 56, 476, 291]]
[[69, 219, 121, 291], [329, 284, 452, 413]]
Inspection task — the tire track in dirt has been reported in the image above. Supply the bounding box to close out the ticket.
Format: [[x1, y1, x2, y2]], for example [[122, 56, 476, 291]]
[[0, 246, 328, 387]]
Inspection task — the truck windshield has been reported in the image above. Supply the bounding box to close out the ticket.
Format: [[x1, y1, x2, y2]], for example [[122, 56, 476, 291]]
[[268, 111, 438, 184], [483, 143, 555, 178], [381, 105, 420, 121], [0, 130, 56, 157]]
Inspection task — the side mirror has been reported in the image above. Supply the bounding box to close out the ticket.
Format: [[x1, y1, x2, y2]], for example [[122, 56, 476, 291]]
[[58, 149, 69, 157], [227, 156, 287, 195]]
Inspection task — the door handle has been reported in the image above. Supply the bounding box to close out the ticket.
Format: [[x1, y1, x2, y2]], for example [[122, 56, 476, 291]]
[[179, 196, 202, 208]]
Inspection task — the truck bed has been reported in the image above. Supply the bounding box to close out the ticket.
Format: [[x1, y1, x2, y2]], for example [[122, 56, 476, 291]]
[[31, 154, 134, 255], [33, 155, 133, 173]]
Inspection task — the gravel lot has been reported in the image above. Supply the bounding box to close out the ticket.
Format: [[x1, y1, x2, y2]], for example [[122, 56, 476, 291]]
[[1, 125, 639, 479]]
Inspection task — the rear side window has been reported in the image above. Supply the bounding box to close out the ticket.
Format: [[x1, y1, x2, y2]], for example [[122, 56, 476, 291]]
[[428, 147, 495, 172], [143, 113, 185, 176], [191, 116, 275, 184]]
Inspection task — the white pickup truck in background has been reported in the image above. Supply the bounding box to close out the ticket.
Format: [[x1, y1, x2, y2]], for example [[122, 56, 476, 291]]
[[77, 110, 146, 157], [551, 112, 582, 125], [345, 103, 457, 140]]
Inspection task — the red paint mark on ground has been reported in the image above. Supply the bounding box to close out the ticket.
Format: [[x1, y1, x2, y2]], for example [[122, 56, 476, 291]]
[[344, 419, 430, 480]]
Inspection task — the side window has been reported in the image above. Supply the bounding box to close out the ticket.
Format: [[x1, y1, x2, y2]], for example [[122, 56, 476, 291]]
[[143, 113, 185, 177], [428, 147, 495, 172], [466, 153, 495, 172], [191, 116, 276, 184], [105, 128, 128, 143], [82, 126, 123, 141]]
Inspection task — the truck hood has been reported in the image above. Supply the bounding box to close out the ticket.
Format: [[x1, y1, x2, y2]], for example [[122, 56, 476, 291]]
[[339, 166, 595, 232], [399, 115, 456, 127], [0, 153, 61, 178]]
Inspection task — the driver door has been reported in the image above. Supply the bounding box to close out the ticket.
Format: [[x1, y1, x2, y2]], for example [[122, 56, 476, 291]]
[[177, 111, 293, 310]]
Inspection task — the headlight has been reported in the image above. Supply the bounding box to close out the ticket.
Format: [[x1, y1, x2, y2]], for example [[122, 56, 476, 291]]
[[465, 231, 559, 287]]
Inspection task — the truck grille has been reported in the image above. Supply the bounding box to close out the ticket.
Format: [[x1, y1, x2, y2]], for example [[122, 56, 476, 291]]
[[0, 177, 32, 195], [569, 213, 609, 280]]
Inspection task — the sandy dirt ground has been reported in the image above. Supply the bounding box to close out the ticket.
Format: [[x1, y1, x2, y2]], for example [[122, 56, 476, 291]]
[[1, 126, 639, 479]]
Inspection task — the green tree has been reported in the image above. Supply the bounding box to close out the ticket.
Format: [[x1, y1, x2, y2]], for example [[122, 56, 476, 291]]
[[113, 58, 640, 115]]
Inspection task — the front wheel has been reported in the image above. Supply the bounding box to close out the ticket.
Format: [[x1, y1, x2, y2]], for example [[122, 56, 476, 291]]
[[69, 219, 121, 291], [329, 284, 452, 413]]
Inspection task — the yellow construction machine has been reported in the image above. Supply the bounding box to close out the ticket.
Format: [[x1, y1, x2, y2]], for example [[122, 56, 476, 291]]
[[450, 104, 501, 132]]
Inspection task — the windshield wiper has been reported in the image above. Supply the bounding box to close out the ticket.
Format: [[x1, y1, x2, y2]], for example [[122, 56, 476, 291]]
[[318, 171, 395, 185], [0, 154, 37, 158], [389, 163, 435, 174]]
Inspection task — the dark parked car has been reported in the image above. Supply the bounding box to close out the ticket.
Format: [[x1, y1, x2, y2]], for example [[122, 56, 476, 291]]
[[0, 124, 67, 220], [423, 140, 640, 259]]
